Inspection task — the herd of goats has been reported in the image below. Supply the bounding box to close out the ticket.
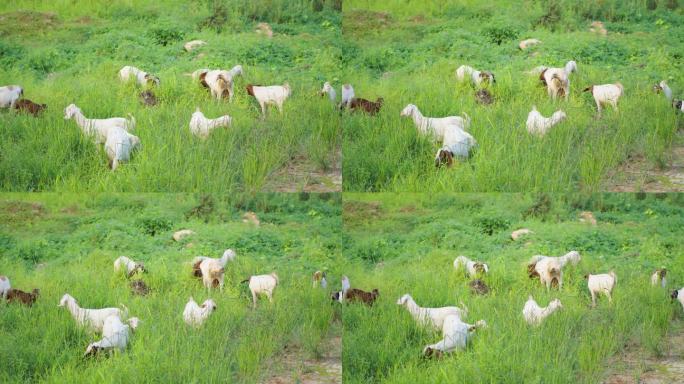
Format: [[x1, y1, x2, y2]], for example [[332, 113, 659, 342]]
[[1, 57, 681, 170]]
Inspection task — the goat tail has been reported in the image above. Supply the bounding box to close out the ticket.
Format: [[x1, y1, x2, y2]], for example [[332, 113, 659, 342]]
[[126, 114, 136, 131], [583, 86, 594, 93]]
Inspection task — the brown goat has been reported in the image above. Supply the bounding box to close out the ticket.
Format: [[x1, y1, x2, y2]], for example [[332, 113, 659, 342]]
[[348, 98, 384, 115], [199, 72, 210, 89], [344, 288, 379, 306], [6, 288, 40, 306], [14, 99, 47, 116], [139, 90, 158, 106], [130, 280, 150, 296], [469, 279, 490, 295]]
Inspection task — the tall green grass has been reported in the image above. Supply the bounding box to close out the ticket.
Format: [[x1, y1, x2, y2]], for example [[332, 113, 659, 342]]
[[0, 1, 342, 192], [0, 193, 342, 383], [341, 1, 683, 192], [341, 193, 684, 383]]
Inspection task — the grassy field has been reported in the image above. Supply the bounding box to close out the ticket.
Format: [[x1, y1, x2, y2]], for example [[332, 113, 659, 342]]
[[341, 193, 684, 383], [0, 193, 342, 383], [0, 0, 342, 192], [341, 0, 684, 192]]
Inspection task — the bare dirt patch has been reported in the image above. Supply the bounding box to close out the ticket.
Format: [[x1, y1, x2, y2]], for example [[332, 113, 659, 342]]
[[605, 131, 684, 192], [0, 11, 60, 35], [0, 200, 46, 223], [262, 151, 341, 193], [603, 321, 684, 384], [262, 329, 342, 384]]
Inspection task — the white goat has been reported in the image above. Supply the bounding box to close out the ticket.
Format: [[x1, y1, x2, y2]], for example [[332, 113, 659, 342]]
[[183, 297, 217, 327], [526, 106, 567, 136], [189, 108, 232, 139], [199, 260, 225, 291], [118, 66, 159, 87], [653, 80, 673, 101], [104, 126, 141, 171], [435, 124, 477, 166], [58, 294, 127, 333], [203, 70, 234, 101], [522, 296, 562, 325], [400, 104, 470, 142], [320, 82, 337, 104], [0, 85, 23, 109], [113, 256, 146, 278], [650, 268, 667, 288], [519, 39, 541, 50], [84, 315, 139, 357], [192, 249, 236, 269], [540, 61, 577, 100], [455, 65, 496, 86], [423, 316, 486, 357], [583, 83, 623, 116], [672, 288, 684, 310], [184, 40, 207, 52], [244, 273, 279, 309], [0, 276, 10, 299], [246, 84, 291, 117], [340, 84, 355, 109], [396, 294, 468, 331], [534, 257, 563, 290], [453, 256, 489, 277], [64, 104, 135, 144], [529, 251, 581, 269], [331, 275, 351, 302], [190, 68, 211, 80], [587, 271, 617, 307]]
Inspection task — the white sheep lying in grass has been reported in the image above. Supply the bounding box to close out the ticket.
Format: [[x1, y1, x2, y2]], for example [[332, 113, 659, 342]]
[[400, 104, 470, 142], [84, 315, 139, 357], [650, 268, 667, 288], [672, 288, 684, 310], [246, 84, 291, 117], [583, 83, 623, 116], [119, 66, 160, 87], [64, 104, 135, 144], [0, 85, 23, 109], [526, 106, 566, 136], [587, 271, 617, 307], [243, 273, 279, 309], [0, 275, 10, 299], [58, 293, 127, 333], [113, 256, 146, 278], [189, 108, 232, 139], [423, 316, 486, 357], [320, 82, 337, 104], [396, 294, 468, 331], [456, 65, 496, 86], [435, 125, 477, 167], [183, 297, 217, 327], [453, 256, 489, 277], [522, 296, 562, 325], [105, 126, 141, 171]]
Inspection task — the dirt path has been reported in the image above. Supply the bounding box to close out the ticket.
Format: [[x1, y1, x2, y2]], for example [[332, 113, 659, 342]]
[[262, 150, 342, 193], [605, 130, 684, 192], [603, 320, 684, 384], [261, 326, 342, 384]]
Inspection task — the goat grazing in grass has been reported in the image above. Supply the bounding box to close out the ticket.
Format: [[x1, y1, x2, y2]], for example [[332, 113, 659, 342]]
[[454, 256, 489, 277], [104, 126, 141, 171], [6, 288, 40, 306], [349, 98, 384, 115], [456, 65, 495, 87], [0, 85, 23, 109], [397, 294, 468, 331], [114, 256, 146, 278], [84, 315, 139, 357], [243, 273, 279, 309], [653, 80, 683, 113], [340, 84, 354, 110], [400, 104, 470, 142], [423, 317, 486, 357], [119, 66, 159, 87], [435, 125, 477, 167], [14, 99, 47, 116], [586, 271, 617, 307], [651, 268, 667, 288], [189, 108, 232, 139], [526, 106, 566, 136], [183, 297, 217, 327], [522, 296, 562, 325], [58, 294, 127, 333], [583, 83, 623, 117], [64, 104, 135, 145], [672, 288, 684, 310], [344, 288, 379, 306], [312, 270, 327, 288], [192, 249, 236, 279], [246, 83, 291, 117], [320, 82, 337, 104]]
